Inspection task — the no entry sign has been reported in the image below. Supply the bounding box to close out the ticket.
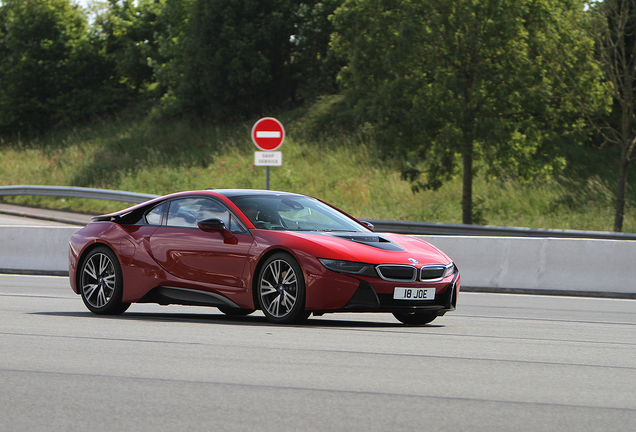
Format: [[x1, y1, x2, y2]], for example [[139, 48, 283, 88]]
[[252, 117, 285, 151]]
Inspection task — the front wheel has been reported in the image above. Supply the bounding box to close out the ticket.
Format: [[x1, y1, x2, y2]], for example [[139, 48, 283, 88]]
[[79, 246, 130, 315], [257, 253, 309, 324], [392, 311, 438, 325]]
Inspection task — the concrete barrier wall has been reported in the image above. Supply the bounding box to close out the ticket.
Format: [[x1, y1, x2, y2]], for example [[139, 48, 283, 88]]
[[0, 226, 78, 274], [1, 226, 634, 297], [417, 235, 636, 296]]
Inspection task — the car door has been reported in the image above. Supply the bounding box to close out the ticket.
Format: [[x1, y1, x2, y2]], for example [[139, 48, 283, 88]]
[[148, 197, 254, 288]]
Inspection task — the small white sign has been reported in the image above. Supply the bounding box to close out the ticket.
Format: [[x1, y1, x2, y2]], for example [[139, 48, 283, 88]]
[[254, 151, 282, 166]]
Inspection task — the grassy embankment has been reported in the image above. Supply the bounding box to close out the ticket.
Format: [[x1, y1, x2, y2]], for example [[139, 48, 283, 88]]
[[0, 100, 632, 232]]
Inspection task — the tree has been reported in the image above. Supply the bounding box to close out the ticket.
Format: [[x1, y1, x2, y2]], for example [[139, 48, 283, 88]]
[[539, 0, 636, 232], [151, 0, 344, 121], [0, 0, 126, 135], [170, 0, 298, 120], [591, 0, 636, 232], [0, 0, 84, 133], [292, 0, 345, 100], [331, 0, 602, 224], [95, 0, 162, 94], [147, 0, 193, 100]]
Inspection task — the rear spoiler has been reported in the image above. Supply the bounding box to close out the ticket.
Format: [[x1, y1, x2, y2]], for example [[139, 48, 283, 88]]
[[92, 210, 134, 222]]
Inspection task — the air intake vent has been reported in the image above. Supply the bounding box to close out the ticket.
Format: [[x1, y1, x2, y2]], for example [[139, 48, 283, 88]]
[[420, 266, 446, 280], [376, 265, 417, 281]]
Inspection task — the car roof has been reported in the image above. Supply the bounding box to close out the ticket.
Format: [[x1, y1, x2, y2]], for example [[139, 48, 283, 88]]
[[92, 189, 307, 221], [210, 189, 305, 198]]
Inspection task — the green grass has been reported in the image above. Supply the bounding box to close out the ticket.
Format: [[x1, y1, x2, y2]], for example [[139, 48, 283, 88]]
[[0, 102, 633, 232]]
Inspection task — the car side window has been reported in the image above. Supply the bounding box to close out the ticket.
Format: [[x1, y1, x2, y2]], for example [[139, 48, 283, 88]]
[[145, 204, 165, 225], [166, 198, 246, 233]]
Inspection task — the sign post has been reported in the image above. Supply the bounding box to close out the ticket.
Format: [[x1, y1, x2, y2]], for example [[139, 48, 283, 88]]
[[252, 117, 285, 190]]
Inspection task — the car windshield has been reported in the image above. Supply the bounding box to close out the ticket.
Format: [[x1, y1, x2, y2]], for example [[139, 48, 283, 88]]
[[230, 195, 370, 232]]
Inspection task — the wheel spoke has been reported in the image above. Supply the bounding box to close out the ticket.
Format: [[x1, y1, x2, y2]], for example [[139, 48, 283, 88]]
[[260, 280, 276, 296], [281, 290, 296, 311], [103, 274, 116, 290], [270, 260, 281, 284], [267, 294, 282, 316], [99, 254, 109, 275], [83, 283, 98, 299], [83, 259, 98, 280], [261, 286, 277, 297], [96, 287, 107, 307], [281, 269, 296, 286]]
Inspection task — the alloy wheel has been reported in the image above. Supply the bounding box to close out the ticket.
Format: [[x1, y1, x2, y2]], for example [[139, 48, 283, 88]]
[[82, 252, 116, 309], [260, 259, 298, 318]]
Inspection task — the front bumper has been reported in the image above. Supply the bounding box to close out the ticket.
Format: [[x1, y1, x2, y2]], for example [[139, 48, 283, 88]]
[[312, 271, 460, 316]]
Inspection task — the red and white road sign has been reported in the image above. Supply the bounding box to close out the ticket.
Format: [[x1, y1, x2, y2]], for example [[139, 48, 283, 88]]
[[252, 117, 285, 151]]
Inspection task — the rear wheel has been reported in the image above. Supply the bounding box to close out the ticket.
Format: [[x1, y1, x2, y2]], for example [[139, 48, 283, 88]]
[[79, 246, 130, 315], [257, 253, 309, 324], [392, 311, 437, 325]]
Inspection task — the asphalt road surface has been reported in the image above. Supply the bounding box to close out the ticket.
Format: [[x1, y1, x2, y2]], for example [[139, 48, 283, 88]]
[[1, 274, 635, 432]]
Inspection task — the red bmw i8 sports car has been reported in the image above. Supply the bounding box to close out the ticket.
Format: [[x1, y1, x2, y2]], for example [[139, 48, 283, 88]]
[[69, 189, 459, 324]]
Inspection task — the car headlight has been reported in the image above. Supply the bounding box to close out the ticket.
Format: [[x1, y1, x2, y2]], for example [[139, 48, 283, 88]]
[[318, 259, 378, 277], [442, 263, 456, 278], [420, 263, 456, 281]]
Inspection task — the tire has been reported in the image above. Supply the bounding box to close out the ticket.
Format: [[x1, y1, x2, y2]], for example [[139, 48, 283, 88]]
[[218, 306, 256, 316], [392, 311, 438, 325], [79, 246, 130, 315], [257, 253, 309, 324]]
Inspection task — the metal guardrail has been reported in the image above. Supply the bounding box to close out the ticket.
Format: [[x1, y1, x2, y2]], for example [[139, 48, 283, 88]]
[[0, 185, 157, 204], [366, 219, 636, 240], [2, 185, 636, 240]]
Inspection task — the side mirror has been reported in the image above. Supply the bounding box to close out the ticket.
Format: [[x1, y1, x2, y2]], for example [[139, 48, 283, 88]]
[[197, 218, 238, 244], [360, 221, 374, 231], [198, 218, 227, 231]]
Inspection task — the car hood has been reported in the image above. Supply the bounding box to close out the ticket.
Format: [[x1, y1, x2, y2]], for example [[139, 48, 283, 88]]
[[262, 231, 452, 266]]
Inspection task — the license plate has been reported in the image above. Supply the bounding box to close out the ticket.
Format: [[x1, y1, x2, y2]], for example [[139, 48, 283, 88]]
[[393, 287, 435, 300]]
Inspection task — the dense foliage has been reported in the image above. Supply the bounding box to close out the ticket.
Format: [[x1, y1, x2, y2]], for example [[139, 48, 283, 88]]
[[590, 0, 636, 231], [0, 0, 633, 230], [0, 0, 126, 133], [331, 0, 607, 224], [0, 0, 342, 130]]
